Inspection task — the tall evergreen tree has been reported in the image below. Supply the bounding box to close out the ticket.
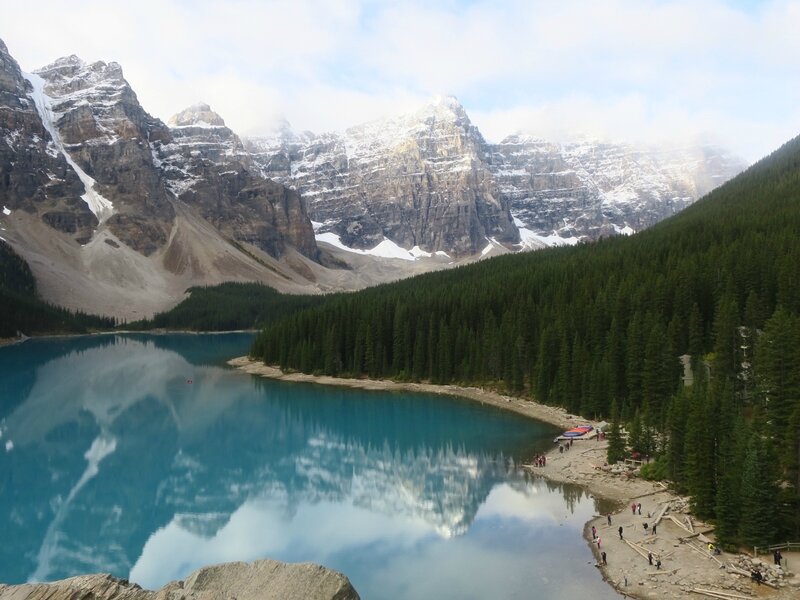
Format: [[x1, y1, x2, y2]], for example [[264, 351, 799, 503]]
[[607, 400, 627, 465], [739, 433, 780, 548]]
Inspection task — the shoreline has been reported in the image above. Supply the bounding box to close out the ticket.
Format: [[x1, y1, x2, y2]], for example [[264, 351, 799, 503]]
[[227, 356, 583, 432], [0, 329, 257, 347], [230, 356, 799, 600]]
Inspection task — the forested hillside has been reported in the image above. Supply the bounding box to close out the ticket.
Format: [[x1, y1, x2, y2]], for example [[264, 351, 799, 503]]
[[252, 134, 800, 547], [0, 241, 114, 337], [127, 282, 324, 331]]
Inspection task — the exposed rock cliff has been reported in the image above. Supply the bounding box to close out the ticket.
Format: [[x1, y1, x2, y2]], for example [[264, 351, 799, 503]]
[[0, 560, 359, 600], [247, 96, 519, 256], [492, 134, 747, 244], [31, 54, 175, 255], [157, 103, 318, 260], [247, 101, 745, 251], [0, 39, 95, 244]]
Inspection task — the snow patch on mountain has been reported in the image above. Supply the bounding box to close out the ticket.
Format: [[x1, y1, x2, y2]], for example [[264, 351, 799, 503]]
[[23, 72, 114, 221], [317, 232, 420, 261]]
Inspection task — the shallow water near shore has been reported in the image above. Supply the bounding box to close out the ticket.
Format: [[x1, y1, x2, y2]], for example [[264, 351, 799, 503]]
[[0, 333, 617, 599]]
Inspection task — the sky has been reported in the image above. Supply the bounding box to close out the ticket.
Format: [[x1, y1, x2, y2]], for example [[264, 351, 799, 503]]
[[2, 0, 799, 162]]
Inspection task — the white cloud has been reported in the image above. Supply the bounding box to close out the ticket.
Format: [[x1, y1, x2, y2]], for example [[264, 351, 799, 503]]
[[2, 0, 798, 161]]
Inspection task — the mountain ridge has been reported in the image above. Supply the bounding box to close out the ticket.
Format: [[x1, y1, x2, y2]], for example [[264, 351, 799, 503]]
[[0, 39, 337, 320], [1, 37, 747, 321], [247, 97, 745, 252]]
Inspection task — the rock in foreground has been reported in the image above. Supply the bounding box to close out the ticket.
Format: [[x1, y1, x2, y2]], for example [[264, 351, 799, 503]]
[[0, 559, 360, 600]]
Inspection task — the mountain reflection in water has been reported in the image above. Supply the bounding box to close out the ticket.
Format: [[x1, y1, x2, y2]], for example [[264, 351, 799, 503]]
[[0, 334, 616, 600]]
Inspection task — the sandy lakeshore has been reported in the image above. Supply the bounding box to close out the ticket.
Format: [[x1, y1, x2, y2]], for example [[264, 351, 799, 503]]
[[229, 357, 800, 600]]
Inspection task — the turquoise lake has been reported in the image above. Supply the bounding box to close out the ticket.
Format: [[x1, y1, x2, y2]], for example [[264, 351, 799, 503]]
[[0, 333, 617, 599]]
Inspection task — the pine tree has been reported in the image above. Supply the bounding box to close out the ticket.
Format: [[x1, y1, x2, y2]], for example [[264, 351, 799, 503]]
[[665, 389, 689, 485], [714, 414, 746, 546], [684, 381, 716, 519], [739, 433, 780, 548], [607, 400, 627, 464]]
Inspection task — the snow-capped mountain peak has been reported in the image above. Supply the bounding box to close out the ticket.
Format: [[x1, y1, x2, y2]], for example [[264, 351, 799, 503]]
[[168, 102, 226, 128]]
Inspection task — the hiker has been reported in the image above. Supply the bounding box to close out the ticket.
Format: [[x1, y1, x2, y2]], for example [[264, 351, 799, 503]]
[[618, 525, 623, 539], [624, 574, 628, 587], [559, 445, 564, 454], [631, 503, 636, 515], [652, 524, 657, 535], [591, 526, 597, 540], [597, 537, 601, 549], [643, 522, 648, 533], [774, 549, 782, 566], [648, 551, 653, 566], [637, 503, 642, 515], [607, 513, 612, 526], [601, 551, 607, 565], [542, 455, 546, 466], [751, 570, 762, 585], [656, 558, 661, 570]]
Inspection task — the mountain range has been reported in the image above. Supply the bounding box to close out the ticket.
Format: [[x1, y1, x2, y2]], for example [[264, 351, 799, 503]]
[[0, 38, 746, 319]]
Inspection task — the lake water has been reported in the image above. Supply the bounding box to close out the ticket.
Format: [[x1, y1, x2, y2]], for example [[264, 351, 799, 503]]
[[0, 333, 617, 600]]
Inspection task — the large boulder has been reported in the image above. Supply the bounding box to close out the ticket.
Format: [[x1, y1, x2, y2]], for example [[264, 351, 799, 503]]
[[0, 559, 360, 600]]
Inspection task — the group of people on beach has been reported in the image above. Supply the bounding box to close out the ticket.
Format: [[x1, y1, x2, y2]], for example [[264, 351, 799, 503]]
[[532, 454, 547, 467], [596, 502, 666, 576], [558, 439, 573, 453]]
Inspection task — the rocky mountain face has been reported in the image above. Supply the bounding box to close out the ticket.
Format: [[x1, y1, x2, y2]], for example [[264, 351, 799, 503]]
[[248, 99, 745, 251], [30, 54, 175, 255], [0, 40, 94, 244], [1, 39, 319, 261], [0, 39, 324, 319], [246, 97, 519, 256], [0, 560, 360, 600], [157, 102, 318, 260], [492, 134, 747, 244]]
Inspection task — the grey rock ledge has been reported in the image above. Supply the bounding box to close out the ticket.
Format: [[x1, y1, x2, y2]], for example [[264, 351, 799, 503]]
[[0, 559, 360, 600]]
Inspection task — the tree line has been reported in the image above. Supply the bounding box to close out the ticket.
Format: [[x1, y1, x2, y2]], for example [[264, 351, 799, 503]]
[[252, 134, 800, 547], [0, 240, 114, 337], [126, 282, 326, 331]]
